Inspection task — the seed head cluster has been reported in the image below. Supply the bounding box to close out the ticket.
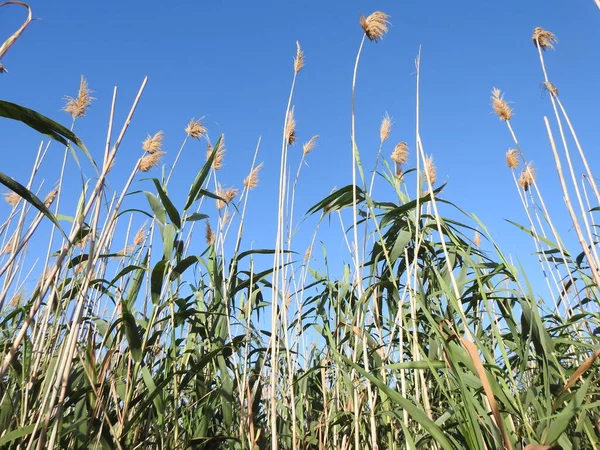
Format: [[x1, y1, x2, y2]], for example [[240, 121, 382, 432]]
[[506, 149, 520, 169], [491, 88, 513, 121], [294, 41, 304, 73], [285, 108, 296, 145], [63, 76, 94, 119], [185, 118, 206, 139], [380, 113, 392, 142], [519, 164, 536, 191], [532, 27, 557, 51], [244, 162, 263, 190], [303, 135, 319, 156], [360, 11, 390, 42]]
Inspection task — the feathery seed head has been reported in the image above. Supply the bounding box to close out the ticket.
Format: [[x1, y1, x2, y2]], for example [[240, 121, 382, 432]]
[[491, 88, 513, 121], [133, 224, 146, 246], [44, 188, 58, 208], [542, 81, 559, 97], [244, 162, 263, 190], [224, 187, 238, 203], [207, 139, 226, 170], [391, 142, 409, 165], [532, 27, 557, 51], [142, 131, 164, 154], [519, 164, 536, 191], [360, 11, 390, 42], [474, 231, 481, 247], [304, 245, 312, 262], [285, 107, 296, 145], [117, 244, 135, 256], [10, 292, 22, 307], [139, 151, 166, 172], [4, 192, 20, 206], [380, 113, 392, 142], [185, 118, 206, 139], [205, 221, 215, 245], [506, 149, 520, 169], [294, 41, 304, 73], [424, 155, 436, 186], [216, 185, 238, 209], [63, 75, 94, 119], [302, 135, 319, 156], [222, 211, 231, 225], [2, 236, 16, 254]]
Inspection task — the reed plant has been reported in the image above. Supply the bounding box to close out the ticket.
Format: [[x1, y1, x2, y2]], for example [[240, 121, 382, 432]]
[[0, 3, 598, 449]]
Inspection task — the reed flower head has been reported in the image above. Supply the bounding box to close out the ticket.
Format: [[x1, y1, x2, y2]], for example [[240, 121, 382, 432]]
[[360, 11, 390, 42], [542, 81, 559, 97], [244, 162, 263, 190], [302, 135, 319, 156], [207, 140, 226, 170], [391, 142, 409, 165], [117, 244, 135, 256], [380, 113, 392, 142], [216, 185, 238, 209], [519, 164, 536, 191], [532, 27, 557, 51], [506, 149, 520, 169], [10, 292, 22, 307], [43, 188, 58, 208], [285, 107, 296, 145], [142, 131, 164, 154], [473, 231, 481, 247], [4, 192, 20, 206], [424, 155, 436, 186], [491, 88, 513, 121], [205, 221, 215, 245], [185, 118, 206, 139], [133, 224, 146, 246], [294, 41, 304, 73], [63, 75, 94, 119], [2, 235, 16, 254], [304, 245, 312, 262], [139, 151, 166, 172]]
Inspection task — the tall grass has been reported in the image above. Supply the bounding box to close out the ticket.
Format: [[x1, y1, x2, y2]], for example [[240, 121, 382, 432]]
[[0, 4, 599, 450]]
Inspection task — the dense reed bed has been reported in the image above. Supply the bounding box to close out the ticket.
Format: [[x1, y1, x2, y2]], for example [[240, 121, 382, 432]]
[[0, 4, 599, 449]]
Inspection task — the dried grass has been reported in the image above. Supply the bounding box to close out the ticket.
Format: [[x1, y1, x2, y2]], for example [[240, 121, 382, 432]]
[[491, 88, 513, 121], [360, 11, 390, 42], [63, 75, 94, 118], [532, 27, 557, 51]]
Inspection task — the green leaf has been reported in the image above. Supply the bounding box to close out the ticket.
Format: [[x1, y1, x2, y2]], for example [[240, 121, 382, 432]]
[[142, 366, 165, 425], [307, 184, 365, 216], [145, 191, 166, 225], [341, 354, 457, 450], [0, 172, 65, 236], [544, 376, 591, 445], [121, 306, 143, 363], [151, 178, 181, 229], [170, 255, 198, 280], [0, 100, 96, 171], [185, 213, 209, 222], [184, 135, 222, 211], [0, 423, 36, 446], [151, 259, 167, 305]]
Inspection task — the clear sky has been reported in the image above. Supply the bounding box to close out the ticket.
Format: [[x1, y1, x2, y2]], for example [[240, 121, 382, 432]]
[[2, 1, 600, 299]]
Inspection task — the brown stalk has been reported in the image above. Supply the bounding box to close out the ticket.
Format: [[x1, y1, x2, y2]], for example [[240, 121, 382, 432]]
[[461, 338, 513, 450], [0, 2, 33, 64], [559, 347, 600, 395]]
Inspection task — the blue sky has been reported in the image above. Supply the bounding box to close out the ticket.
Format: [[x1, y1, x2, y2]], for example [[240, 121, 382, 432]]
[[1, 1, 600, 300]]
